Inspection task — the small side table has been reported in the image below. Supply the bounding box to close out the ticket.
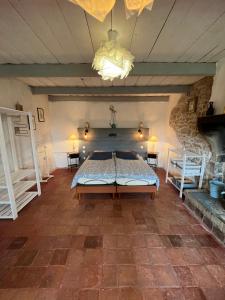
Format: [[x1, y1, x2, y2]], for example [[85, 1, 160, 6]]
[[147, 152, 158, 168], [67, 152, 79, 170]]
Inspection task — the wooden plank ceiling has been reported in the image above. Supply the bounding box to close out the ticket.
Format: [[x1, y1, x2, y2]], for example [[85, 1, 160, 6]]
[[1, 0, 225, 64], [0, 0, 224, 89]]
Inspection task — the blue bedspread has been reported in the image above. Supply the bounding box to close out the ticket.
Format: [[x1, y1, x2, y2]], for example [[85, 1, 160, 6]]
[[71, 158, 116, 188], [115, 157, 160, 189], [71, 156, 160, 189]]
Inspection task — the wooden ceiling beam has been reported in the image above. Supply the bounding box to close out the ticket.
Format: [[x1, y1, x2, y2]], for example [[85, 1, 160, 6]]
[[48, 96, 170, 102], [0, 62, 215, 77], [31, 85, 191, 95]]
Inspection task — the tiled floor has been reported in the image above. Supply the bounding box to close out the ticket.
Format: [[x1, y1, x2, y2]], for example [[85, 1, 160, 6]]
[[0, 168, 225, 299]]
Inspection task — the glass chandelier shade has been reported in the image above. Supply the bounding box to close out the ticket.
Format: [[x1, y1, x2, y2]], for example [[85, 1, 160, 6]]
[[92, 30, 134, 81], [69, 0, 154, 22]]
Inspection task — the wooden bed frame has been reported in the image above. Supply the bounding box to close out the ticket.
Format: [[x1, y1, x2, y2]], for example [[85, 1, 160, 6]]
[[75, 184, 157, 201], [75, 185, 117, 201], [116, 185, 157, 199]]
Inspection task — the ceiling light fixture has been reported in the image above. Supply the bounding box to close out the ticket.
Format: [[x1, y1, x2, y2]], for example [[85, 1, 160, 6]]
[[69, 0, 155, 22], [92, 30, 134, 81]]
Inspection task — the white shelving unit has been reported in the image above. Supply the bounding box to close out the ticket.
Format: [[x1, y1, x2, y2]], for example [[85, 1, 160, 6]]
[[0, 181, 36, 204], [0, 107, 41, 220], [0, 169, 35, 188], [166, 148, 206, 198], [0, 192, 38, 219]]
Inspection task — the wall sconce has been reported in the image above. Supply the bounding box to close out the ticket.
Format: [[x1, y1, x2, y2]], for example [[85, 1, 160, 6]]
[[138, 122, 144, 138], [84, 122, 89, 139]]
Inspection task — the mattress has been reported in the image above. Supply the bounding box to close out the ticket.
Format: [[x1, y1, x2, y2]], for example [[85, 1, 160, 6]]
[[115, 157, 160, 188], [71, 158, 116, 188], [72, 155, 160, 189]]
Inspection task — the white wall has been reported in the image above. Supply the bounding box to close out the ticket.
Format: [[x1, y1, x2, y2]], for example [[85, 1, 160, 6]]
[[0, 66, 223, 174], [0, 78, 183, 171], [49, 98, 180, 168], [211, 58, 225, 114], [0, 78, 55, 176]]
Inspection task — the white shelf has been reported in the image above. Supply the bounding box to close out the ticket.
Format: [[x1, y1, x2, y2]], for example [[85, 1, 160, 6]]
[[170, 164, 201, 177], [0, 181, 36, 204], [0, 107, 41, 219], [0, 192, 38, 219], [171, 158, 202, 174], [169, 148, 205, 158], [166, 148, 206, 198], [0, 169, 35, 188]]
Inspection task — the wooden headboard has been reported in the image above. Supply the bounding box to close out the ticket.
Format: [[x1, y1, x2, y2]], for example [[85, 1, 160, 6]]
[[77, 128, 149, 161]]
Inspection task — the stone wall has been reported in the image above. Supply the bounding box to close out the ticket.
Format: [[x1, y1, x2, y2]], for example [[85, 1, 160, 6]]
[[169, 76, 224, 181]]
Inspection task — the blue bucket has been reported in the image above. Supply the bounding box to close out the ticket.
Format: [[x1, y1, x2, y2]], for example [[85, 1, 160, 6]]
[[209, 180, 225, 199]]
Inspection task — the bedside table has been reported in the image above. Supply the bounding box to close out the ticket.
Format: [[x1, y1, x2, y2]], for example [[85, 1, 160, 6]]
[[67, 152, 80, 170], [147, 152, 158, 168]]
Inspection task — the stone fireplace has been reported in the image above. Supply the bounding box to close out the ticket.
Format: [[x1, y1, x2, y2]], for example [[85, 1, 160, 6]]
[[170, 76, 225, 183]]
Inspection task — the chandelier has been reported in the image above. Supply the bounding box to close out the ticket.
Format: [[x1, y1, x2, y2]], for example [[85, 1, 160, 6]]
[[92, 30, 134, 81], [69, 0, 155, 22]]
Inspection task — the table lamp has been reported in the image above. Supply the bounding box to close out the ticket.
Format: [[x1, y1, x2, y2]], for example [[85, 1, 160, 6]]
[[69, 134, 77, 151], [149, 135, 158, 152]]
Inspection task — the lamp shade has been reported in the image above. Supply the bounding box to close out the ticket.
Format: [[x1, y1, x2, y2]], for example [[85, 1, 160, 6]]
[[69, 0, 115, 22], [125, 0, 154, 15], [149, 135, 158, 142], [69, 0, 154, 22], [69, 134, 76, 140], [92, 30, 134, 81]]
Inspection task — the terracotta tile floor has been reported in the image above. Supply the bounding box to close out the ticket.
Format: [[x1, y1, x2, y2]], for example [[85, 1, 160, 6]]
[[0, 168, 225, 299]]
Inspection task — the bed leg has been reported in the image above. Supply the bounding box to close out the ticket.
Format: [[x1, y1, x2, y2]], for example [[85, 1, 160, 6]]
[[151, 192, 155, 200], [78, 193, 82, 205]]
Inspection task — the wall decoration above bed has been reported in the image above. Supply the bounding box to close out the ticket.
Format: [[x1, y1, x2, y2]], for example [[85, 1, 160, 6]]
[[77, 127, 149, 162], [109, 105, 117, 128]]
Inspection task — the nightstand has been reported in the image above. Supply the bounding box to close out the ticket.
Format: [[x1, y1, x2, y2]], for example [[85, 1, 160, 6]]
[[147, 152, 158, 168], [67, 152, 80, 170]]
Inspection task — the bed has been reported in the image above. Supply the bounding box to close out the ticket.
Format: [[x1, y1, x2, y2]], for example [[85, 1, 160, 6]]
[[71, 151, 160, 201], [115, 151, 159, 199], [71, 152, 116, 200]]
